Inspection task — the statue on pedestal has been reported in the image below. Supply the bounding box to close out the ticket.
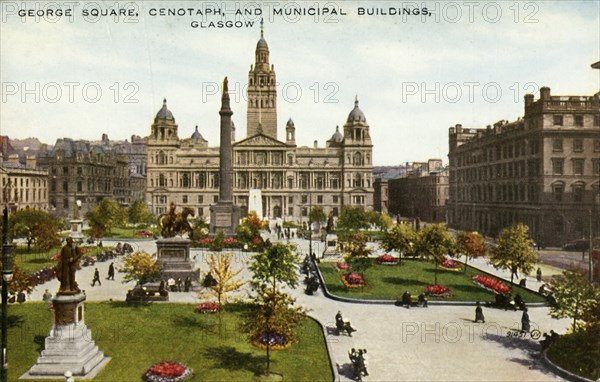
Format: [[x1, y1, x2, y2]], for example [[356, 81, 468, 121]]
[[55, 237, 83, 294], [159, 202, 195, 238]]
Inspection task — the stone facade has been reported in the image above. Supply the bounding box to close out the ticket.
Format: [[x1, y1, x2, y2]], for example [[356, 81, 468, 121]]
[[447, 87, 600, 246], [387, 161, 448, 223], [38, 139, 133, 219], [0, 155, 48, 213], [146, 32, 374, 223]]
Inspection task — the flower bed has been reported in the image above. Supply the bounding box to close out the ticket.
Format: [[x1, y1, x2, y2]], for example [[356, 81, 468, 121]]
[[341, 272, 365, 288], [424, 284, 450, 297], [142, 361, 193, 382], [440, 258, 462, 272], [253, 333, 289, 350], [472, 275, 511, 294], [194, 302, 221, 313], [336, 262, 351, 272], [377, 254, 398, 265]]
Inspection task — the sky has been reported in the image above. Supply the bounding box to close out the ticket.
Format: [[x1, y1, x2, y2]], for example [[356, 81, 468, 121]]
[[1, 0, 599, 165]]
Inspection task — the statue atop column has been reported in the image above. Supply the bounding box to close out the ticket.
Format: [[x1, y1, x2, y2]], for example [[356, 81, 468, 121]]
[[55, 237, 83, 294]]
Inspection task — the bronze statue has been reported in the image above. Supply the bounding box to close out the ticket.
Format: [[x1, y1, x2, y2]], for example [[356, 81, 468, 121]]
[[55, 237, 83, 294], [159, 202, 195, 238]]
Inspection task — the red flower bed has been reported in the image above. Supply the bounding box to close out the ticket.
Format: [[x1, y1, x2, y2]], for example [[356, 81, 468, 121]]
[[425, 284, 450, 297], [223, 237, 237, 246], [194, 302, 221, 313], [143, 361, 193, 382], [341, 272, 365, 288], [440, 258, 461, 271], [377, 254, 398, 265], [336, 262, 351, 271], [136, 230, 154, 237], [472, 275, 511, 294], [198, 238, 213, 245]]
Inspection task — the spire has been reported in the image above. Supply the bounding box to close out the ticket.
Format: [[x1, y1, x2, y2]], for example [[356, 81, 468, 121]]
[[220, 76, 231, 113], [355, 94, 358, 107], [260, 18, 264, 37]]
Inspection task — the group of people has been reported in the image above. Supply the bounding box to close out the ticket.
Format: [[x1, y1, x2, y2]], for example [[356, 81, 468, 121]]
[[163, 276, 193, 292], [348, 348, 368, 379], [90, 262, 115, 287], [474, 301, 531, 333], [399, 291, 428, 308]]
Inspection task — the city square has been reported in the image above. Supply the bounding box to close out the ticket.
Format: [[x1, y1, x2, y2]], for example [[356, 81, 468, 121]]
[[1, 1, 599, 381]]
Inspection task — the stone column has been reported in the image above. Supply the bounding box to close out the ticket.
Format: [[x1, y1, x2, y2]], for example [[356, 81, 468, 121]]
[[219, 77, 233, 203]]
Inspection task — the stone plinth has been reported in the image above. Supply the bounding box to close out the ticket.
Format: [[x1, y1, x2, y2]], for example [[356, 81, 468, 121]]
[[209, 202, 241, 237], [22, 293, 109, 379], [68, 219, 84, 239], [156, 237, 199, 281]]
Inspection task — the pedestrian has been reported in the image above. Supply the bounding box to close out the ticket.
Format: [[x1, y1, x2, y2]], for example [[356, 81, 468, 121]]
[[184, 276, 191, 292], [521, 307, 530, 333], [176, 277, 183, 292], [107, 262, 115, 280], [474, 301, 485, 323], [42, 289, 52, 302], [536, 267, 542, 282], [92, 268, 101, 286], [17, 291, 26, 304]]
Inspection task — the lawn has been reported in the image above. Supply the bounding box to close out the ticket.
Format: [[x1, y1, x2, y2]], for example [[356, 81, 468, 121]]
[[8, 302, 333, 382], [14, 245, 109, 274], [84, 226, 157, 239], [319, 259, 546, 303]]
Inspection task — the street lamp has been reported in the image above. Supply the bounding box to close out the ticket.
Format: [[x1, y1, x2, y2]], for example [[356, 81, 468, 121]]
[[2, 207, 14, 382]]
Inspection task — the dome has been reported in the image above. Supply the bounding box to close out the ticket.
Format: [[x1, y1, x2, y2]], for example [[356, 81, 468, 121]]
[[286, 118, 295, 128], [191, 125, 203, 140], [347, 96, 366, 123], [156, 98, 174, 120], [257, 36, 269, 50], [331, 126, 343, 143]]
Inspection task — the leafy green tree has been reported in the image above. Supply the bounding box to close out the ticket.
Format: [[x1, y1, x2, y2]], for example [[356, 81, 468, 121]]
[[189, 215, 209, 241], [120, 251, 161, 287], [377, 213, 394, 231], [548, 266, 600, 332], [416, 223, 457, 284], [127, 199, 153, 225], [87, 198, 127, 237], [488, 223, 538, 288], [9, 209, 61, 251], [247, 242, 301, 376], [456, 231, 487, 272], [0, 260, 32, 294], [381, 223, 418, 263], [342, 233, 372, 276], [308, 206, 326, 233], [337, 206, 371, 231], [235, 211, 264, 244], [211, 229, 225, 251]]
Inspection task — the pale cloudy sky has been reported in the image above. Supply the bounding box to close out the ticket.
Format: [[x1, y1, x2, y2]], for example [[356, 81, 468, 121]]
[[1, 0, 598, 165]]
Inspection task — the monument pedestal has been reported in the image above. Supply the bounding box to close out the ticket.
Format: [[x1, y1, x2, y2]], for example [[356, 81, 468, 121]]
[[68, 219, 84, 240], [210, 202, 240, 236], [22, 293, 109, 379], [156, 237, 199, 281]]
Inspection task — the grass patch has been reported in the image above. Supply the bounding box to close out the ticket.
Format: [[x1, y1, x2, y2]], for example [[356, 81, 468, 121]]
[[319, 259, 546, 302], [547, 330, 600, 380], [14, 245, 109, 274], [7, 302, 333, 382]]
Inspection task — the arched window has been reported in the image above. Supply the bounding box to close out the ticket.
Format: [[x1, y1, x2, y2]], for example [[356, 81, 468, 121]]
[[353, 152, 363, 166], [159, 174, 165, 187]]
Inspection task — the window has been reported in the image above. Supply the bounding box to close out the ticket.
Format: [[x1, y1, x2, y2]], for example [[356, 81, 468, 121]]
[[63, 181, 69, 193], [594, 139, 600, 152], [595, 115, 600, 126], [553, 184, 564, 202], [573, 159, 584, 175], [574, 115, 584, 127], [553, 115, 563, 126], [554, 216, 563, 233], [77, 167, 82, 175], [77, 181, 82, 192], [332, 207, 339, 217], [288, 196, 293, 203], [288, 207, 293, 216], [552, 139, 563, 152], [301, 195, 307, 204], [593, 159, 600, 175], [573, 139, 583, 152], [63, 198, 69, 208], [552, 159, 564, 175], [197, 195, 203, 204], [213, 195, 218, 203], [301, 208, 307, 217], [198, 207, 203, 216], [182, 195, 188, 204], [332, 195, 339, 203], [317, 195, 323, 204], [573, 185, 584, 202]]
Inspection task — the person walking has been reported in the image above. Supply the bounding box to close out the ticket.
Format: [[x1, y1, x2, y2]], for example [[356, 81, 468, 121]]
[[474, 301, 485, 323], [107, 262, 115, 280], [92, 268, 101, 286], [536, 267, 542, 282], [521, 308, 530, 333], [42, 289, 52, 302]]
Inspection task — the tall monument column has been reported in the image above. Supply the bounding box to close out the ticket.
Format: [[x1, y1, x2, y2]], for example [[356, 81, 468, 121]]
[[210, 77, 241, 235]]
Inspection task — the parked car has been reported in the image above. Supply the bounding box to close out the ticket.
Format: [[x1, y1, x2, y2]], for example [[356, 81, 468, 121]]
[[562, 239, 589, 252]]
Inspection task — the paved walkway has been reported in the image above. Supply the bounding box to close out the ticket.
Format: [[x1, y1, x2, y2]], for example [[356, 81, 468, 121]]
[[27, 237, 572, 382]]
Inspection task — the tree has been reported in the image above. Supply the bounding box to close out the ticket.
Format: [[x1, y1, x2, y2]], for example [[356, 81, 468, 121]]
[[488, 223, 538, 288], [87, 198, 127, 237], [381, 223, 418, 263], [199, 252, 245, 306], [188, 215, 209, 241], [308, 206, 326, 233], [377, 213, 394, 231], [247, 243, 301, 376], [336, 206, 371, 231], [416, 223, 457, 285], [342, 233, 372, 276], [456, 231, 487, 272], [548, 266, 600, 332], [127, 199, 153, 225], [0, 260, 32, 294], [8, 209, 61, 251], [235, 211, 264, 244], [120, 251, 161, 287]]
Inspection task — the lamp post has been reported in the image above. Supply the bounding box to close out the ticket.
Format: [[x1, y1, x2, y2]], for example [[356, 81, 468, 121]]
[[309, 194, 313, 258], [2, 207, 14, 382]]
